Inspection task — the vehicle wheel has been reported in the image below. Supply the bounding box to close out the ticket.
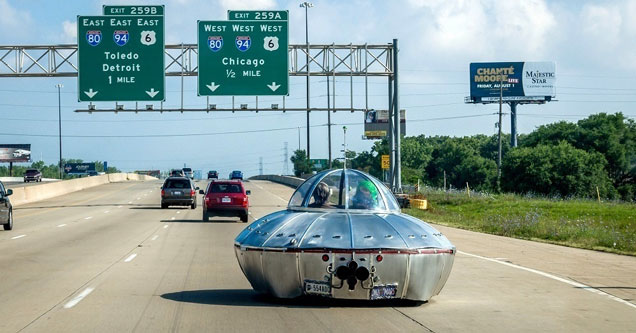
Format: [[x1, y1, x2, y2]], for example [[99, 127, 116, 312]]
[[202, 211, 209, 222], [240, 213, 248, 223], [161, 203, 168, 209], [191, 201, 196, 209], [3, 210, 13, 231]]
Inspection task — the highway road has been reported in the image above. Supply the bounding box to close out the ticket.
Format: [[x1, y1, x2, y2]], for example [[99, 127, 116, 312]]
[[1, 179, 634, 332]]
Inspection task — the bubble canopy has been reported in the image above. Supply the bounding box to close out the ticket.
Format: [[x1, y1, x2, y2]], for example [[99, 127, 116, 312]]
[[287, 169, 400, 212]]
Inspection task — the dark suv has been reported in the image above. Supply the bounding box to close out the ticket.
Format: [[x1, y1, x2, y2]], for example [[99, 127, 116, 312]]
[[161, 177, 199, 209], [207, 170, 218, 179], [0, 181, 13, 230], [200, 180, 250, 222], [24, 169, 42, 182], [229, 170, 243, 180]]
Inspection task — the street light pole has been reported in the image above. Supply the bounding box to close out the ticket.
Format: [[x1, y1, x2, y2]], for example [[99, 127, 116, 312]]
[[56, 84, 63, 179], [300, 2, 313, 160]]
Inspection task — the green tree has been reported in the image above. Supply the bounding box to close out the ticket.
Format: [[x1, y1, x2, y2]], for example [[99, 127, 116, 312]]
[[290, 149, 311, 177], [502, 142, 614, 198]]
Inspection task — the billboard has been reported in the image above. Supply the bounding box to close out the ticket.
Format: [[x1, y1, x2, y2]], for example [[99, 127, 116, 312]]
[[64, 163, 96, 175], [468, 62, 556, 102], [0, 144, 31, 162], [363, 110, 406, 139]]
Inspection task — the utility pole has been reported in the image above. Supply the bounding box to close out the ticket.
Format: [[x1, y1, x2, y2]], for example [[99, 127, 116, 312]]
[[283, 142, 289, 175], [259, 157, 263, 175], [300, 2, 313, 160], [497, 78, 503, 192], [56, 83, 63, 179]]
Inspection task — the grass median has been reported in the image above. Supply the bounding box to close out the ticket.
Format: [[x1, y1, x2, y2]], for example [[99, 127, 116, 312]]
[[404, 191, 636, 256]]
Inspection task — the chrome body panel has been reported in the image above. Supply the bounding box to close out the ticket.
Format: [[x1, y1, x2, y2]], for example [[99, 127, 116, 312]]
[[234, 169, 455, 301]]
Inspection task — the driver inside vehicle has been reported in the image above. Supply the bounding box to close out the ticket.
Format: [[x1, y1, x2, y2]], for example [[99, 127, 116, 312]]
[[350, 180, 379, 209]]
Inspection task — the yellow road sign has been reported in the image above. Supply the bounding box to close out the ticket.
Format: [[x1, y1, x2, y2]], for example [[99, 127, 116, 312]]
[[381, 155, 390, 169]]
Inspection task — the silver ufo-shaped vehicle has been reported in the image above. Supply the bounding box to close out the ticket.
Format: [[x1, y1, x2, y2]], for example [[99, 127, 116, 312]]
[[235, 169, 455, 301]]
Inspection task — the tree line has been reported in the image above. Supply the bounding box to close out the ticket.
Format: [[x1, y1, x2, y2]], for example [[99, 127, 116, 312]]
[[0, 159, 120, 179], [292, 112, 635, 201]]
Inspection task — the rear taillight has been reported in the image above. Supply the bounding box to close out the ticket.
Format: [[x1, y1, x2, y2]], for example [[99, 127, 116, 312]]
[[242, 196, 248, 207], [190, 189, 195, 196], [161, 189, 165, 196]]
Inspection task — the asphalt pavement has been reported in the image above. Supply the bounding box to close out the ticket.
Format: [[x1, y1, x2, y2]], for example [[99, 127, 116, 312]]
[[0, 179, 634, 332]]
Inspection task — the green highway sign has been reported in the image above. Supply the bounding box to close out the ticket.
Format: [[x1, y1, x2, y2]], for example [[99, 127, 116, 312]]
[[197, 20, 289, 96], [77, 15, 165, 102], [103, 5, 164, 16], [228, 10, 288, 21]]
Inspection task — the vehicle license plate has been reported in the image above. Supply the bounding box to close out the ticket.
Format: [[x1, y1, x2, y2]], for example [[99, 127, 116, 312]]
[[304, 280, 331, 296], [370, 285, 397, 300], [174, 191, 182, 195], [222, 197, 231, 203]]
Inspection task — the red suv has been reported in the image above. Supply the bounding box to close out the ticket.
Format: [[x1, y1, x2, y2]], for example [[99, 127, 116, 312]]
[[200, 180, 250, 222]]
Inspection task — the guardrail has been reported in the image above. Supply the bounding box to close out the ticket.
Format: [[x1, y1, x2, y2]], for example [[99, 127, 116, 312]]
[[8, 173, 157, 207], [249, 175, 304, 188]]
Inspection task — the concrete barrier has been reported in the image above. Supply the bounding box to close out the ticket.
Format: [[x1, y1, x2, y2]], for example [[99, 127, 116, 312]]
[[8, 173, 158, 207], [249, 175, 305, 188]]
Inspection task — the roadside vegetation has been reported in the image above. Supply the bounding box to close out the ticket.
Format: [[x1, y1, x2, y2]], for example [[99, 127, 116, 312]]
[[290, 112, 635, 254], [0, 159, 119, 179], [404, 189, 636, 255]]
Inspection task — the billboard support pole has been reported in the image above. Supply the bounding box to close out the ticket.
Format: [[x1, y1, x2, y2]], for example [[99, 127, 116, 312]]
[[510, 102, 518, 147], [9, 162, 12, 177], [497, 80, 503, 192], [392, 39, 401, 192]]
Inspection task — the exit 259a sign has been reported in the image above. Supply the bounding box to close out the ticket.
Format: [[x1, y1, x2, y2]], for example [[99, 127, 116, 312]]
[[77, 15, 164, 101]]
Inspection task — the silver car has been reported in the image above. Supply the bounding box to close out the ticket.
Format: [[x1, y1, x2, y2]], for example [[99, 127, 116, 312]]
[[234, 169, 455, 301], [0, 181, 14, 230]]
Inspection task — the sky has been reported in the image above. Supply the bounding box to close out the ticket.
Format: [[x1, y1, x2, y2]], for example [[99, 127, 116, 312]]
[[1, 0, 636, 177]]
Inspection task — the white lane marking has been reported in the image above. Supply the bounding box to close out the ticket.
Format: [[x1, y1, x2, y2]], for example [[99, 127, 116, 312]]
[[251, 182, 288, 203], [104, 210, 110, 214], [85, 217, 93, 220], [57, 224, 67, 228], [118, 205, 123, 208], [248, 212, 252, 215], [124, 253, 137, 262], [151, 235, 159, 241], [128, 201, 132, 204], [163, 225, 169, 229], [63, 287, 94, 309], [136, 197, 141, 200], [170, 217, 175, 220], [176, 211, 181, 214], [458, 251, 636, 310], [11, 234, 26, 240]]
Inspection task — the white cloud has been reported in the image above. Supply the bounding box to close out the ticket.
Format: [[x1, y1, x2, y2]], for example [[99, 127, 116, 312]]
[[61, 20, 77, 43], [219, 0, 276, 11], [0, 0, 34, 41]]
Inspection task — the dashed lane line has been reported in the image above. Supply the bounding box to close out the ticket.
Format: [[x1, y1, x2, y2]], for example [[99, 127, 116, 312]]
[[11, 234, 26, 240], [63, 287, 94, 309], [124, 254, 137, 262]]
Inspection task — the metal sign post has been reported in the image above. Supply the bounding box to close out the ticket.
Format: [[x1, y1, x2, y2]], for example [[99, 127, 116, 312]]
[[77, 9, 165, 101]]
